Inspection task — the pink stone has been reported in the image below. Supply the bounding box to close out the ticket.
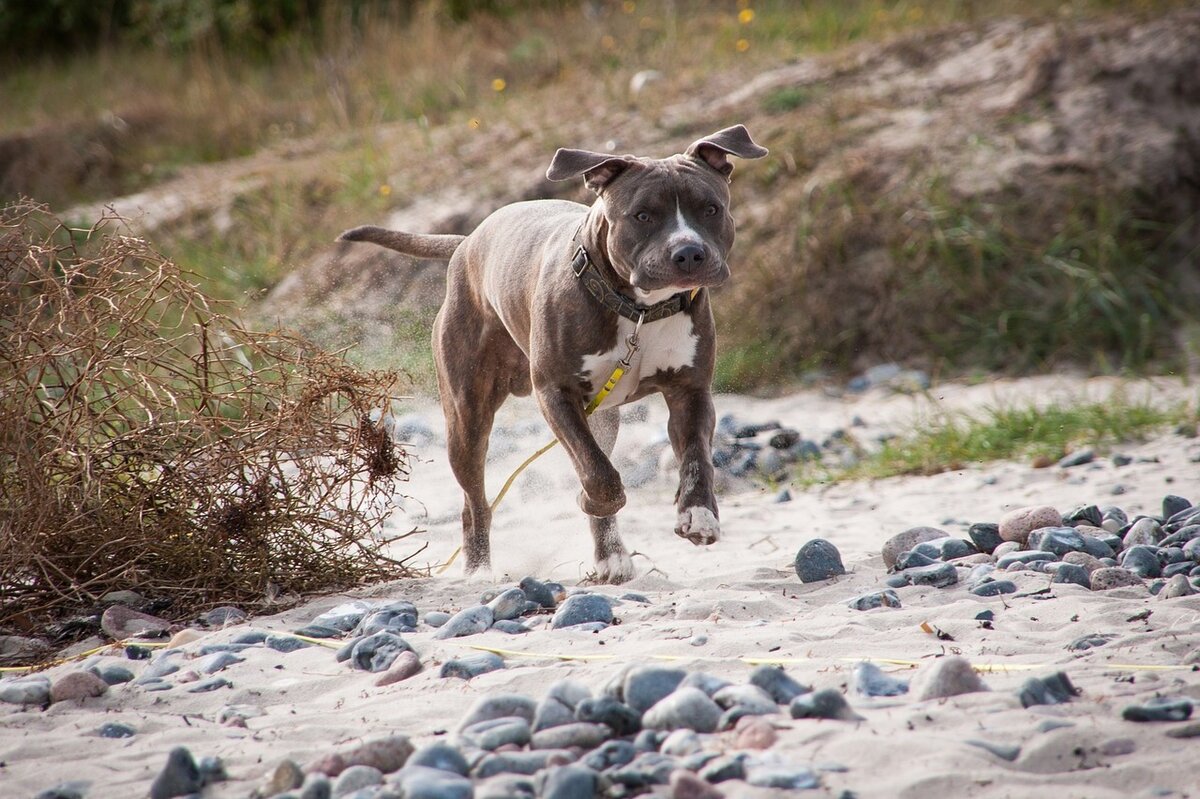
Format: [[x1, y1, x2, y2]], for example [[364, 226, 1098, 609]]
[[669, 769, 725, 799], [100, 605, 172, 640], [733, 715, 777, 750], [50, 670, 108, 703], [374, 650, 422, 686], [998, 505, 1061, 545]]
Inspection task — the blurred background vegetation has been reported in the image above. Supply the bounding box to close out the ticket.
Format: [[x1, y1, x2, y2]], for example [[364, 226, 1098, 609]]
[[2, 0, 1196, 392]]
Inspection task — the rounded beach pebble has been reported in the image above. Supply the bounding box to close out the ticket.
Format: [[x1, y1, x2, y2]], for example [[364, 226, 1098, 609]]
[[913, 655, 988, 700], [882, 527, 946, 570], [794, 539, 846, 583], [551, 594, 613, 629], [998, 505, 1061, 545]]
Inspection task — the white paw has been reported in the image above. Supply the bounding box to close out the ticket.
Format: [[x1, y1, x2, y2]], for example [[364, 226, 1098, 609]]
[[596, 550, 635, 584], [676, 507, 720, 546]]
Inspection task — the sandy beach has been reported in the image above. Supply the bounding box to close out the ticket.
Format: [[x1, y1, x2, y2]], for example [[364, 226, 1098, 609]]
[[3, 375, 1199, 799]]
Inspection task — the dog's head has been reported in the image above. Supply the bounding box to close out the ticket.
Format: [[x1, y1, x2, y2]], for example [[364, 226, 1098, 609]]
[[546, 125, 767, 300]]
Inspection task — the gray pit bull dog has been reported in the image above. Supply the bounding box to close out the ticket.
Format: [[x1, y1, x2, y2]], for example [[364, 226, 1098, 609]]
[[339, 125, 767, 583]]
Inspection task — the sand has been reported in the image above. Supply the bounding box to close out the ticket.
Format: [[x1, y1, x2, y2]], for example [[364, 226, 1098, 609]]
[[2, 375, 1199, 798]]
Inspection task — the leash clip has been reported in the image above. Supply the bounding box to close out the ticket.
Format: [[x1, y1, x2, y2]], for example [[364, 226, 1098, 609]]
[[620, 312, 645, 367]]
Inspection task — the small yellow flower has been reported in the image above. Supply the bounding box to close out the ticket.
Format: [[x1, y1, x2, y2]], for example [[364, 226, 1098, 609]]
[[378, 184, 391, 197], [469, 118, 481, 130], [622, 0, 635, 13], [906, 6, 924, 21], [491, 78, 507, 92], [600, 34, 616, 50], [735, 38, 750, 52], [738, 8, 755, 24]]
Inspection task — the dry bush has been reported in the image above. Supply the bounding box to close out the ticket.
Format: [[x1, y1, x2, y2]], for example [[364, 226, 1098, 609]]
[[0, 201, 419, 634]]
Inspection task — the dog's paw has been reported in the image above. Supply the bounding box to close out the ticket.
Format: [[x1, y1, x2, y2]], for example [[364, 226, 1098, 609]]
[[675, 507, 720, 546], [594, 550, 636, 585]]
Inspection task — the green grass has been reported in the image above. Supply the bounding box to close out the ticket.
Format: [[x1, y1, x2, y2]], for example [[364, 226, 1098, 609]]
[[799, 394, 1198, 483]]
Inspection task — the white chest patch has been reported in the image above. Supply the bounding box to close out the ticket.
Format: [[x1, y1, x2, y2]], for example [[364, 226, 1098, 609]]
[[578, 313, 698, 409]]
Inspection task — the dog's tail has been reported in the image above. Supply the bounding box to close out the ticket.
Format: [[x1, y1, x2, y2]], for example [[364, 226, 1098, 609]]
[[337, 225, 465, 260]]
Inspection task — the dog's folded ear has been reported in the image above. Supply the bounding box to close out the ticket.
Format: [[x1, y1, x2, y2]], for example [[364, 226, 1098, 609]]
[[686, 125, 768, 178], [546, 149, 638, 193]]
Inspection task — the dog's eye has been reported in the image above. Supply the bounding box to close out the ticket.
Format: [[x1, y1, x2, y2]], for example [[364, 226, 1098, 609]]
[[634, 211, 651, 223], [705, 204, 720, 217]]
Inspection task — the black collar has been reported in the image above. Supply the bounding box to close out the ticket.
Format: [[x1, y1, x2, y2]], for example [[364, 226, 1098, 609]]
[[570, 245, 696, 323]]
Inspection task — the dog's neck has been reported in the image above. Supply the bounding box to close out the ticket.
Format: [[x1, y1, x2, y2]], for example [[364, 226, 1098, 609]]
[[579, 202, 635, 294]]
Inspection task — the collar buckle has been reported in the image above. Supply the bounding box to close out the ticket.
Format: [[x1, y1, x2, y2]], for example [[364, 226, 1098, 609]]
[[571, 245, 589, 278]]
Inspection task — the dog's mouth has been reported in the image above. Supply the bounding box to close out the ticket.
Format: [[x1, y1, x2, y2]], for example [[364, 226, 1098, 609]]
[[631, 261, 730, 295]]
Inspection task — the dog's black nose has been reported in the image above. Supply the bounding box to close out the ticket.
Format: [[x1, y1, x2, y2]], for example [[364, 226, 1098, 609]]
[[671, 244, 706, 268]]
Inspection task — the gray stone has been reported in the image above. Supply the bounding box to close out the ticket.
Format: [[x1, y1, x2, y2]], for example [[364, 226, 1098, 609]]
[[793, 539, 846, 583], [882, 527, 946, 569], [551, 594, 613, 629], [1121, 697, 1193, 722], [996, 550, 1059, 569], [745, 764, 820, 789], [901, 561, 959, 587], [1027, 527, 1086, 556], [606, 752, 678, 788], [660, 729, 702, 756], [291, 624, 343, 639], [487, 588, 528, 622], [98, 721, 137, 738], [460, 716, 532, 750], [1058, 448, 1094, 467], [332, 765, 382, 797], [1120, 545, 1162, 578], [33, 782, 89, 799], [0, 675, 50, 705], [311, 601, 373, 632], [196, 651, 244, 674], [966, 739, 1021, 761], [581, 740, 636, 771], [970, 579, 1017, 597], [530, 722, 611, 750], [1160, 574, 1196, 599], [698, 754, 746, 783], [350, 632, 413, 672], [491, 619, 530, 634], [1124, 518, 1164, 547], [642, 687, 722, 733], [424, 611, 451, 628], [298, 774, 332, 799], [789, 688, 863, 720], [203, 606, 247, 628], [624, 667, 687, 713], [265, 634, 311, 653], [391, 765, 472, 799], [408, 743, 469, 776], [473, 750, 573, 778], [518, 576, 558, 608], [354, 603, 418, 637], [440, 652, 504, 680], [458, 693, 537, 730], [533, 696, 575, 731], [678, 671, 732, 697], [712, 684, 778, 713], [748, 665, 810, 704], [847, 589, 901, 611], [1063, 505, 1103, 527], [149, 747, 201, 799], [968, 523, 1003, 554], [1050, 563, 1091, 588], [575, 697, 641, 736], [540, 764, 599, 799], [186, 676, 231, 693], [853, 662, 909, 697], [1018, 672, 1078, 708], [1090, 566, 1146, 591], [432, 605, 493, 640]]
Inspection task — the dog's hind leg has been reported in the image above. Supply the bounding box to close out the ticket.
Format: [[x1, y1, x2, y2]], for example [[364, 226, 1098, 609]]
[[435, 300, 514, 575], [586, 407, 634, 583]]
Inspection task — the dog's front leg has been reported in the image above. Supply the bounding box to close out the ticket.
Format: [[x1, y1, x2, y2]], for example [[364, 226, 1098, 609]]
[[665, 387, 720, 545], [535, 384, 627, 518]]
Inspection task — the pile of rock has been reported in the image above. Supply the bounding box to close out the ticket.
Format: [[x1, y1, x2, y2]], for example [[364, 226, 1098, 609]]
[[870, 494, 1200, 600]]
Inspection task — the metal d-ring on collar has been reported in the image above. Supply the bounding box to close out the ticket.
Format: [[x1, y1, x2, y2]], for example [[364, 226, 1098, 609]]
[[570, 242, 696, 325]]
